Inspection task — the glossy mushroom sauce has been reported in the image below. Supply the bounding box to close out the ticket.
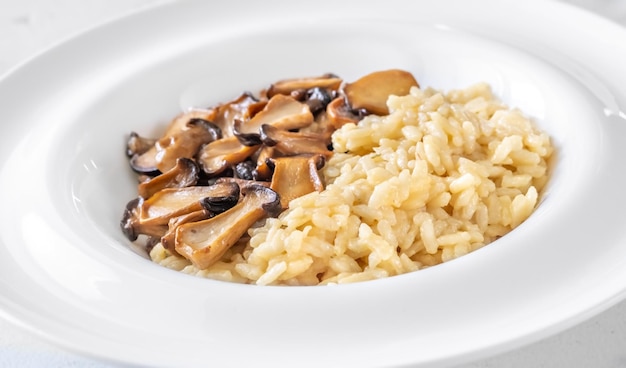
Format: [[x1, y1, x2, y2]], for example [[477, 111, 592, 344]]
[[121, 70, 553, 285]]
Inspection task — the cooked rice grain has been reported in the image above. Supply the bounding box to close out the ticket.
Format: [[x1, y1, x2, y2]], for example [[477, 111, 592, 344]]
[[150, 83, 553, 285]]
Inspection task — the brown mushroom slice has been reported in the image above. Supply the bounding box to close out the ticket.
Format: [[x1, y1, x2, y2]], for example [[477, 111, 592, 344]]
[[155, 118, 221, 173], [160, 209, 212, 253], [233, 160, 257, 180], [343, 69, 419, 115], [197, 136, 260, 176], [303, 86, 336, 115], [290, 110, 335, 146], [168, 108, 217, 134], [266, 74, 342, 98], [130, 147, 161, 176], [244, 99, 269, 119], [136, 174, 153, 184], [120, 198, 168, 241], [139, 182, 240, 227], [260, 124, 332, 159], [252, 145, 276, 181], [326, 96, 361, 129], [211, 92, 260, 138], [214, 177, 271, 191], [175, 185, 281, 269], [233, 94, 314, 146], [137, 158, 199, 199], [269, 154, 325, 209], [129, 108, 217, 175], [126, 132, 156, 157]]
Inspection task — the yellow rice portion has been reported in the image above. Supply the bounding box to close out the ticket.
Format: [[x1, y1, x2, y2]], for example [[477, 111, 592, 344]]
[[150, 83, 553, 286]]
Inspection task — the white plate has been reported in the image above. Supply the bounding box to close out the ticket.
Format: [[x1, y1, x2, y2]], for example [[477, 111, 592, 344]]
[[1, 0, 626, 367]]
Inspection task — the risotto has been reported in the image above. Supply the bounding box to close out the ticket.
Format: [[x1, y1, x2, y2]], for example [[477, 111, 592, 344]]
[[148, 82, 553, 285]]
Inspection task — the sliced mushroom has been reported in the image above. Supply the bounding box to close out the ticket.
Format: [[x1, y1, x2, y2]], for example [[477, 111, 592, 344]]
[[175, 184, 281, 269], [214, 177, 271, 190], [245, 99, 269, 119], [269, 154, 325, 209], [155, 118, 222, 173], [136, 174, 153, 184], [201, 187, 243, 213], [234, 160, 256, 180], [251, 145, 276, 181], [304, 86, 336, 115], [343, 69, 419, 115], [298, 110, 335, 146], [129, 109, 216, 175], [233, 94, 314, 146], [326, 96, 361, 129], [120, 198, 168, 241], [160, 209, 212, 253], [211, 92, 260, 138], [196, 136, 260, 176], [137, 158, 199, 199], [168, 108, 217, 133], [126, 132, 156, 157], [266, 73, 342, 98], [260, 124, 332, 159], [138, 182, 240, 227], [129, 148, 161, 176]]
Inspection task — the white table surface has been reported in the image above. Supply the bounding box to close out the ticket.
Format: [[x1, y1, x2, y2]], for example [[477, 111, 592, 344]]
[[1, 0, 626, 367]]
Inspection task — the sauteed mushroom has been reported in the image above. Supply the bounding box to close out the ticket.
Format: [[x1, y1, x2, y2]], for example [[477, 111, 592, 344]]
[[175, 184, 281, 269], [210, 92, 261, 138], [196, 136, 260, 176], [214, 177, 271, 190], [299, 110, 335, 145], [251, 146, 276, 181], [128, 109, 217, 175], [304, 86, 336, 115], [154, 118, 221, 173], [325, 97, 361, 129], [121, 198, 167, 241], [137, 158, 199, 199], [129, 150, 161, 176], [161, 209, 212, 252], [343, 69, 419, 115], [234, 160, 256, 180], [266, 73, 342, 98], [269, 154, 325, 209], [139, 184, 238, 226], [120, 182, 240, 241], [233, 94, 314, 146], [260, 124, 332, 158], [126, 132, 156, 157]]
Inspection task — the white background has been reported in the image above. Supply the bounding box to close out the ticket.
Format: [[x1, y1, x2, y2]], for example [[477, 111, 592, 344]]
[[1, 0, 626, 367]]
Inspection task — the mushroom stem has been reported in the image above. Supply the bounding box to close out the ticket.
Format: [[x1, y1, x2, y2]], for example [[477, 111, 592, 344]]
[[269, 154, 325, 209], [260, 124, 332, 159], [175, 185, 281, 269]]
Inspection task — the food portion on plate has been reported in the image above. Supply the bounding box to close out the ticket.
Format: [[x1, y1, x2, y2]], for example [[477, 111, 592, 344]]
[[121, 69, 553, 286]]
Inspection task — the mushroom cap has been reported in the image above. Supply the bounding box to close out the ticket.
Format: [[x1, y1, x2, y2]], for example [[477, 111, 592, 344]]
[[343, 69, 419, 116]]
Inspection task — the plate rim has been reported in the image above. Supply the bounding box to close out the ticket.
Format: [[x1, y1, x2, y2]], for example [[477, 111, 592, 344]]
[[2, 0, 626, 367]]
